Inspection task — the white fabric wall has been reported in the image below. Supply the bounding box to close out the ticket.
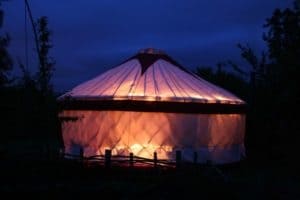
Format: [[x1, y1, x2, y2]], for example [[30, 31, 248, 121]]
[[60, 110, 245, 164]]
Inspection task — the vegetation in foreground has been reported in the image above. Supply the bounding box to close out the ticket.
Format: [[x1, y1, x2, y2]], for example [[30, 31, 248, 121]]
[[0, 1, 300, 199], [0, 150, 299, 199]]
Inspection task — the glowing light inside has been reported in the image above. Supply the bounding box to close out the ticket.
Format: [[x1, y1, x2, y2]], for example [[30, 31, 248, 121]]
[[59, 59, 245, 105], [61, 110, 246, 163]]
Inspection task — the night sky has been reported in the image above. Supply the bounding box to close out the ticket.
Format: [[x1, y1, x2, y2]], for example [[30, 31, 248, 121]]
[[1, 0, 294, 93]]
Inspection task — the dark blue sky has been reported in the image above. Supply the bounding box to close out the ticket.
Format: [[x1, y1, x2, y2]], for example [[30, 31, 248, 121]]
[[1, 0, 294, 92]]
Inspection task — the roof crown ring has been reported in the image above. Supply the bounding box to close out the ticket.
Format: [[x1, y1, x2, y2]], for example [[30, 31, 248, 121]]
[[138, 48, 165, 55]]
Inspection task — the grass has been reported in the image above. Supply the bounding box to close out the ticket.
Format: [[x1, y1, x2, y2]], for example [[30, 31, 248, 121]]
[[0, 139, 299, 199]]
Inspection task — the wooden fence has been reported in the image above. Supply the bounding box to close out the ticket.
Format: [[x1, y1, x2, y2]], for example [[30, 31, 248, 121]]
[[61, 149, 202, 169]]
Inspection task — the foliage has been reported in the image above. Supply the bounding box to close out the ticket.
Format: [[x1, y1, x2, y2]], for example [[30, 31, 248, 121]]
[[36, 16, 55, 96], [194, 63, 249, 101], [263, 5, 300, 112], [0, 13, 61, 148], [238, 2, 300, 162], [195, 2, 300, 163], [1, 1, 299, 167], [0, 33, 13, 86]]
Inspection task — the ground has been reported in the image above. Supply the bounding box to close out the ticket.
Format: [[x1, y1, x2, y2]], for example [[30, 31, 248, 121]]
[[0, 140, 299, 199]]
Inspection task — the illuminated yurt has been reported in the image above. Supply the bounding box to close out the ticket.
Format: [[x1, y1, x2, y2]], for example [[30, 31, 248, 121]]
[[58, 48, 246, 164]]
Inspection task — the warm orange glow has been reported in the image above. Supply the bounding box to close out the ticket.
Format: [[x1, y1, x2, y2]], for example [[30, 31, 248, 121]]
[[58, 50, 247, 164], [97, 144, 172, 159], [59, 58, 245, 105], [215, 97, 229, 102], [61, 110, 245, 163], [108, 92, 244, 104], [129, 144, 172, 159]]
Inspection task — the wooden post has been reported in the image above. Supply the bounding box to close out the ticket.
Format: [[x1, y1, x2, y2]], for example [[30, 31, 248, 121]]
[[79, 147, 84, 160], [153, 152, 157, 168], [79, 147, 84, 167], [193, 151, 198, 164], [206, 160, 212, 168], [105, 149, 111, 168], [129, 152, 134, 167], [59, 147, 65, 159], [176, 150, 182, 168]]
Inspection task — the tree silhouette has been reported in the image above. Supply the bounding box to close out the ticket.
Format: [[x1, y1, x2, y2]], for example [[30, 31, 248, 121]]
[[195, 63, 249, 101], [36, 16, 55, 96], [236, 1, 300, 162], [0, 33, 13, 87], [0, 1, 13, 87], [263, 4, 300, 113], [195, 1, 300, 163]]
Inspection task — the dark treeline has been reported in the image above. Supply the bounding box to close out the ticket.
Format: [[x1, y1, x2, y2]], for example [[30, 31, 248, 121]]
[[0, 11, 62, 153], [195, 1, 300, 164], [1, 2, 299, 165]]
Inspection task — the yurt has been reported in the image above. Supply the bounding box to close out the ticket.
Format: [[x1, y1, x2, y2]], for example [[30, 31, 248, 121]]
[[58, 48, 246, 164]]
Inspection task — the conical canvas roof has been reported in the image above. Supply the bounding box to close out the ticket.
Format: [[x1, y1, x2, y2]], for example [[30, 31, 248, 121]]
[[59, 48, 244, 106]]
